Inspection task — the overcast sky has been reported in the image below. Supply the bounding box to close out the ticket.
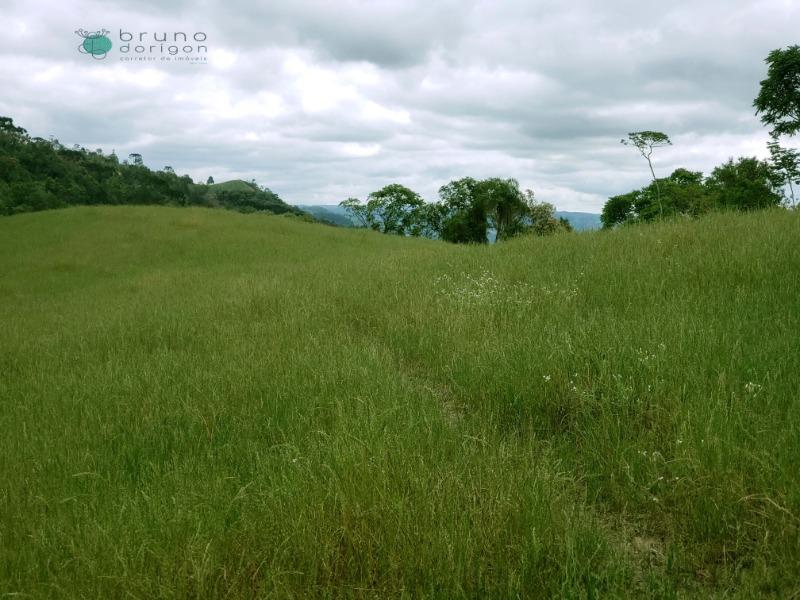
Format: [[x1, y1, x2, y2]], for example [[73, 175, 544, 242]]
[[0, 0, 797, 210]]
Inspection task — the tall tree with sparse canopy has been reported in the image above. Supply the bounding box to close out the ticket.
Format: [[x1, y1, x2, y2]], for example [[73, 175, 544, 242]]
[[621, 131, 672, 218], [767, 139, 800, 205]]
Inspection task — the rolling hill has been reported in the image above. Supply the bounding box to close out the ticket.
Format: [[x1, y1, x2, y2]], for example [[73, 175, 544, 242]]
[[208, 179, 262, 193], [1, 206, 798, 597]]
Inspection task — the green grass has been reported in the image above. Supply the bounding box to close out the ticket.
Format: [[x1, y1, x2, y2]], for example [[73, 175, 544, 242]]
[[1, 206, 799, 598]]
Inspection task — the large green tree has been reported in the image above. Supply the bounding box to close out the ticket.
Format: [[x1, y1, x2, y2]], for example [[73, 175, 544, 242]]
[[754, 46, 800, 138], [369, 184, 426, 235], [437, 177, 488, 244], [601, 169, 709, 227], [477, 178, 530, 241], [340, 184, 426, 236], [601, 192, 637, 228], [705, 157, 783, 210], [631, 168, 713, 220]]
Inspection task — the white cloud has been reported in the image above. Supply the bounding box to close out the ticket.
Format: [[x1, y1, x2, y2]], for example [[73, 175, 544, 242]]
[[0, 0, 795, 210], [339, 142, 381, 158], [210, 48, 237, 69]]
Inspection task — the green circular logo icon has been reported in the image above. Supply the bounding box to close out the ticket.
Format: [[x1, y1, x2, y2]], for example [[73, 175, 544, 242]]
[[83, 35, 112, 56], [76, 29, 112, 60]]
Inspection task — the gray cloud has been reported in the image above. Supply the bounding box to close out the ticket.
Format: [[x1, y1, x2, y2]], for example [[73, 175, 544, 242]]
[[1, 0, 797, 211]]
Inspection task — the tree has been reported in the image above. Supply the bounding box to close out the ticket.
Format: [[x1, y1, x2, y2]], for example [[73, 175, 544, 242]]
[[621, 131, 672, 218], [705, 157, 782, 210], [0, 117, 28, 141], [527, 201, 560, 235], [339, 184, 426, 236], [478, 178, 529, 241], [601, 167, 718, 227], [9, 180, 56, 213], [755, 46, 800, 206], [368, 184, 426, 235], [0, 118, 29, 159], [631, 168, 712, 220], [339, 197, 370, 227], [660, 168, 714, 217], [524, 190, 570, 236], [435, 179, 569, 242], [767, 138, 800, 206], [128, 153, 143, 166], [411, 202, 446, 238], [438, 177, 479, 213], [438, 177, 488, 243], [0, 180, 10, 215], [206, 176, 215, 185], [754, 46, 800, 138]]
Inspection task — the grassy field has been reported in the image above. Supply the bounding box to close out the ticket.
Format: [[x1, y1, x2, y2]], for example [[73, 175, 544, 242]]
[[1, 206, 799, 598]]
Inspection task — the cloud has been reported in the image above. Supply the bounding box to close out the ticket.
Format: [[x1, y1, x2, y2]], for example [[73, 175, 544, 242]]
[[0, 0, 797, 211]]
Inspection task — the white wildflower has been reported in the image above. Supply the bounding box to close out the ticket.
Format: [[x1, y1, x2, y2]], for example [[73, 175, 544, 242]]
[[744, 382, 762, 394]]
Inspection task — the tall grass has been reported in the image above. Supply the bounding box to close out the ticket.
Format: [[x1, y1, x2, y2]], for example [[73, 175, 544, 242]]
[[1, 206, 798, 598]]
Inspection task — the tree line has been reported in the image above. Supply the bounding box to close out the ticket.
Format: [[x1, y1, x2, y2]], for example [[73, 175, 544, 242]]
[[600, 156, 784, 228], [342, 46, 800, 241], [3, 46, 797, 239], [603, 45, 800, 228], [0, 118, 305, 218], [340, 178, 572, 244]]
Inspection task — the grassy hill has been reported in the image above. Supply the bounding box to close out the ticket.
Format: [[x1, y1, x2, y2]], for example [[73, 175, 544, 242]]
[[1, 206, 799, 597], [209, 179, 261, 193]]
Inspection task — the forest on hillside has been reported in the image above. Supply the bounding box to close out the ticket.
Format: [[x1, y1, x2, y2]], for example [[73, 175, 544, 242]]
[[0, 118, 307, 219]]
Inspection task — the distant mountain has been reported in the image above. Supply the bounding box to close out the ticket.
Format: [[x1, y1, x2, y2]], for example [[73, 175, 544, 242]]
[[301, 205, 356, 227], [555, 211, 601, 231]]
